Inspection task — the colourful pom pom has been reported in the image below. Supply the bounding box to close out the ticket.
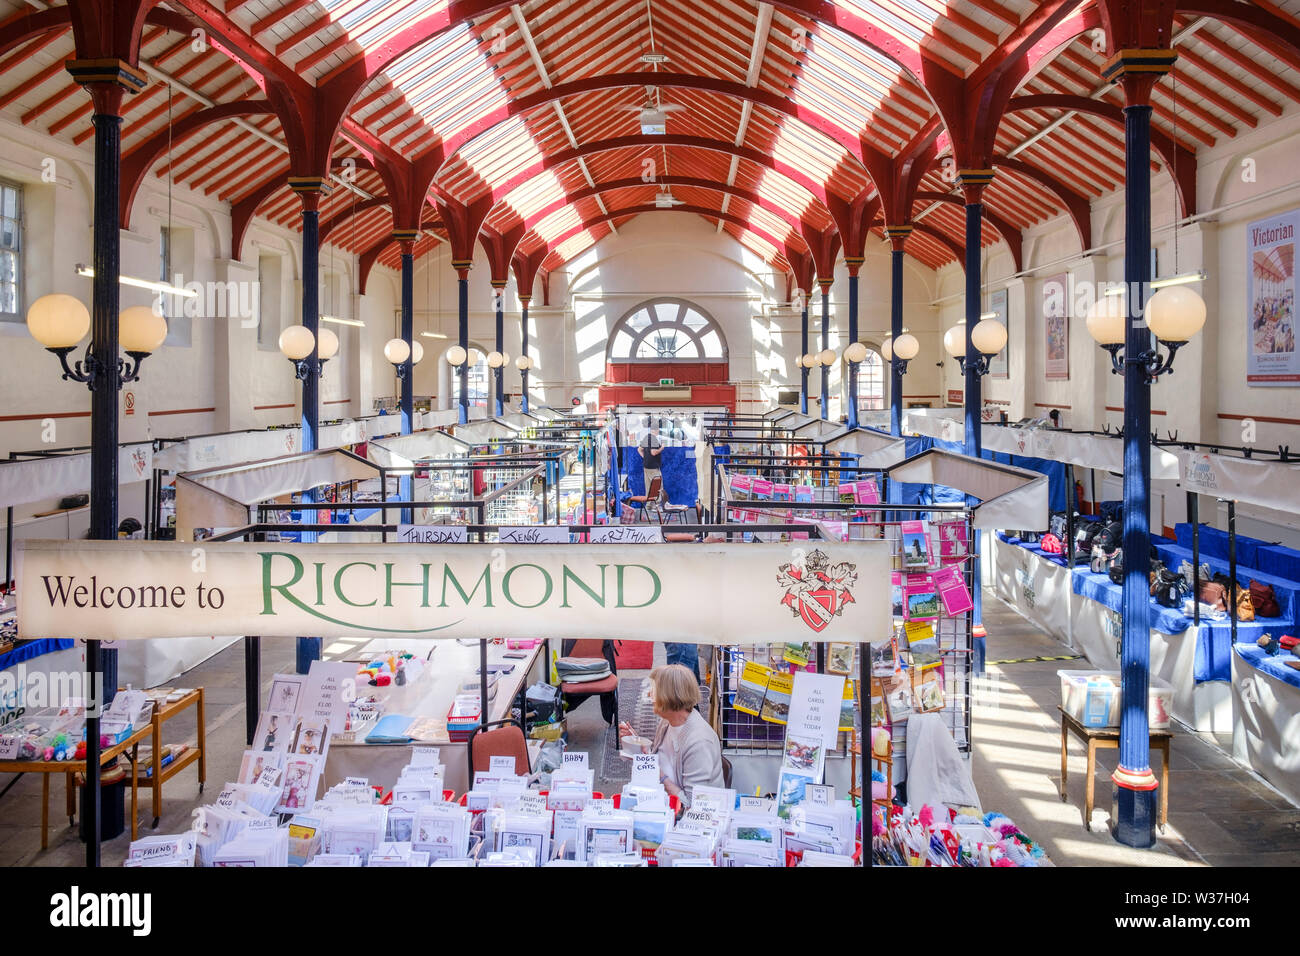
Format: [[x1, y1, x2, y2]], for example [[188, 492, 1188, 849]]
[[871, 770, 885, 783], [918, 805, 934, 828], [375, 674, 391, 686]]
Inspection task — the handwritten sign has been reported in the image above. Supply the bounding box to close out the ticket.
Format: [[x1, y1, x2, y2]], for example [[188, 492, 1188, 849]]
[[411, 747, 441, 767], [590, 525, 663, 544], [489, 755, 517, 776], [499, 526, 571, 544], [805, 784, 834, 807], [302, 660, 357, 735], [398, 525, 468, 544], [631, 752, 660, 785], [245, 816, 278, 831], [562, 751, 589, 768], [787, 672, 847, 750], [738, 795, 774, 813], [0, 734, 20, 760]]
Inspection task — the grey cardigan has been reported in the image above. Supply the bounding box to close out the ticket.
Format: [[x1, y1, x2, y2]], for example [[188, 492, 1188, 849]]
[[651, 710, 725, 807]]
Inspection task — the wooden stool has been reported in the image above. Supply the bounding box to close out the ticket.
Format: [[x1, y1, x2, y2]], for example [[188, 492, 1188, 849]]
[[1057, 706, 1170, 831]]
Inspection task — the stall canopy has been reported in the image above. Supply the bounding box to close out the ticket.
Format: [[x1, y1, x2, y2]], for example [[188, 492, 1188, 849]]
[[366, 429, 471, 470], [0, 442, 154, 509], [1178, 448, 1300, 514], [885, 449, 1050, 531], [982, 425, 1181, 480], [174, 449, 379, 541], [154, 416, 398, 473], [456, 419, 517, 443], [823, 426, 908, 470]]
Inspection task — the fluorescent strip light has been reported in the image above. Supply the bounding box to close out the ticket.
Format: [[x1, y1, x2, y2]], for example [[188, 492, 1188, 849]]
[[1103, 271, 1207, 296], [321, 315, 364, 327], [420, 332, 448, 339], [1151, 270, 1207, 290], [75, 263, 198, 298], [979, 312, 997, 320]]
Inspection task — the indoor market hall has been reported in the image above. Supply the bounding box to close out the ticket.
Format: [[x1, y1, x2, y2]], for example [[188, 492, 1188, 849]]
[[0, 0, 1295, 901]]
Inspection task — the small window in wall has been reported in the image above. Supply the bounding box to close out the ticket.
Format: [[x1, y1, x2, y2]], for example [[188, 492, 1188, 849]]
[[608, 298, 727, 361], [467, 353, 489, 408], [161, 226, 192, 348], [856, 348, 886, 412], [0, 180, 22, 321], [257, 255, 281, 351]]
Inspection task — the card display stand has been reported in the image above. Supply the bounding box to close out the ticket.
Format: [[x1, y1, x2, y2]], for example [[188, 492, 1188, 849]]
[[132, 688, 206, 827]]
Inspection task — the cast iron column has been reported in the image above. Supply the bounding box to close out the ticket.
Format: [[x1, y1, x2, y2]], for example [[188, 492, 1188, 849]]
[[455, 262, 471, 424], [884, 227, 912, 438], [958, 171, 993, 675], [291, 177, 328, 673], [819, 278, 832, 420], [845, 258, 862, 429], [799, 288, 809, 415], [1105, 48, 1176, 847], [67, 58, 147, 868], [519, 294, 531, 415], [397, 235, 416, 525], [492, 280, 506, 417]]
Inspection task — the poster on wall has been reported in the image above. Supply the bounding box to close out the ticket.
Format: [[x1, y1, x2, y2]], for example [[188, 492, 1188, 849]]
[[1043, 273, 1069, 380], [1247, 208, 1299, 386], [987, 289, 1009, 379]]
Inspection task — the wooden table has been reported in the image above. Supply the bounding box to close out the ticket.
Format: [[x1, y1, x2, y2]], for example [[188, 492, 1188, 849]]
[[0, 723, 150, 850], [139, 688, 206, 827], [1057, 706, 1170, 831]]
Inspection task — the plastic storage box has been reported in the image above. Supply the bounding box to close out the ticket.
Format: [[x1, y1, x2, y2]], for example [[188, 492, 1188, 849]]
[[1057, 670, 1173, 730]]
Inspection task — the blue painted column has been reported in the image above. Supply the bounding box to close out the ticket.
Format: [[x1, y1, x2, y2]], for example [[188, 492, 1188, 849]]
[[799, 289, 809, 415], [398, 238, 415, 525], [519, 295, 531, 414], [845, 260, 862, 429], [1106, 49, 1175, 847], [291, 178, 327, 674], [68, 60, 147, 867], [492, 280, 506, 417], [958, 172, 993, 675], [455, 264, 471, 425], [819, 279, 831, 420], [884, 228, 911, 438]]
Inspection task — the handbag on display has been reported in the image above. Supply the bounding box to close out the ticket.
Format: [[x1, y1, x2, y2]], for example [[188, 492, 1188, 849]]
[[1090, 545, 1108, 575], [1151, 568, 1187, 608], [1108, 550, 1124, 585], [1039, 533, 1062, 554], [1095, 521, 1124, 553], [1250, 580, 1282, 618], [1236, 587, 1256, 622], [1073, 523, 1101, 561], [1048, 511, 1070, 540], [1198, 580, 1228, 611]]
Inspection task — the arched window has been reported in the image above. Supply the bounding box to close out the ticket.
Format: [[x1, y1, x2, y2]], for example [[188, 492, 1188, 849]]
[[856, 349, 886, 412], [607, 298, 727, 361]]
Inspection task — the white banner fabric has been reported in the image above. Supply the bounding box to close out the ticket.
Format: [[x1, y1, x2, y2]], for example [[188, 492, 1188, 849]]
[[15, 538, 892, 645], [0, 443, 154, 509], [1179, 448, 1300, 513]]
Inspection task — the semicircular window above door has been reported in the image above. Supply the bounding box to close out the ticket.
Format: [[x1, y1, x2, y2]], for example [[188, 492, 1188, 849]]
[[607, 298, 728, 362]]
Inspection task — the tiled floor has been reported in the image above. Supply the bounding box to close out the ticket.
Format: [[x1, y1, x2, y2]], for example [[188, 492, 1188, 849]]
[[1, 595, 1294, 866]]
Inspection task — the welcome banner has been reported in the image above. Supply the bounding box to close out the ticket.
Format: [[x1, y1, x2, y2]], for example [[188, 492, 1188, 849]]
[[15, 539, 893, 645]]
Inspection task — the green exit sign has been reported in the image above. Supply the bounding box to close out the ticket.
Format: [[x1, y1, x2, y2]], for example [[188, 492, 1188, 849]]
[[659, 378, 675, 386]]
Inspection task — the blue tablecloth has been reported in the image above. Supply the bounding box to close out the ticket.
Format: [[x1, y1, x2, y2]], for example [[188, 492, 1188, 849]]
[[0, 639, 75, 672], [998, 534, 1241, 682], [1233, 641, 1300, 690], [1154, 542, 1300, 625], [1175, 522, 1263, 567], [1256, 544, 1300, 584]]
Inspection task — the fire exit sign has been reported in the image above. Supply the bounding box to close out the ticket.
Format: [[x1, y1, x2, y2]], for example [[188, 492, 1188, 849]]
[[659, 378, 675, 386]]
